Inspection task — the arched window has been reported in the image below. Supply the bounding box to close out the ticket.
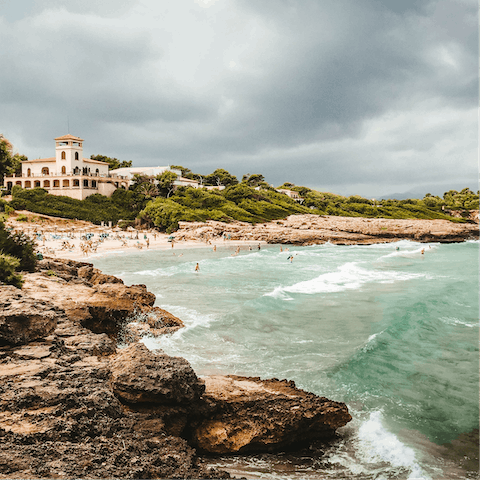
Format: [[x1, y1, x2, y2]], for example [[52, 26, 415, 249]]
[[75, 152, 79, 160], [63, 179, 70, 187], [61, 166, 66, 174], [43, 180, 50, 187], [95, 168, 99, 175], [15, 181, 22, 186], [27, 168, 31, 176], [41, 167, 49, 175], [61, 151, 66, 160], [25, 181, 31, 188], [34, 181, 40, 187]]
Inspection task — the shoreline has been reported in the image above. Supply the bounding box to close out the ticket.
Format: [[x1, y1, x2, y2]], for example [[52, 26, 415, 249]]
[[4, 211, 478, 262]]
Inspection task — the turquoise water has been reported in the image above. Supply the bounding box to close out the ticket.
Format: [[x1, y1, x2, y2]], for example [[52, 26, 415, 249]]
[[92, 240, 479, 479]]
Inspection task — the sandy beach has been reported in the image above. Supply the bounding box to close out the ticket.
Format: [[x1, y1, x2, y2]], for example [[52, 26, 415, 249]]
[[4, 211, 267, 261]]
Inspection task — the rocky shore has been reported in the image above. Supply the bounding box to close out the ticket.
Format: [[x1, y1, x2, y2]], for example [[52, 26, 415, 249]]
[[0, 257, 351, 479], [174, 214, 479, 245]]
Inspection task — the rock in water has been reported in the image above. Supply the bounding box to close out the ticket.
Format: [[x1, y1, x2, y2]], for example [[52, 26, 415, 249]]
[[189, 375, 352, 454], [0, 285, 57, 346], [110, 343, 205, 404]]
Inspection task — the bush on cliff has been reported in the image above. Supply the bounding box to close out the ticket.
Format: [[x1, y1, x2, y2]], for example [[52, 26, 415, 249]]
[[0, 222, 36, 272], [0, 253, 24, 288]]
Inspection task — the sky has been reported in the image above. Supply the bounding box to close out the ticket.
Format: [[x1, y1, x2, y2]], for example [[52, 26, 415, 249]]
[[0, 0, 477, 198]]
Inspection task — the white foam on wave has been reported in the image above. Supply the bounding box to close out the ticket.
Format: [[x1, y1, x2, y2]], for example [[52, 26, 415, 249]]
[[439, 316, 478, 328], [265, 262, 424, 297], [358, 411, 429, 479], [132, 267, 175, 276]]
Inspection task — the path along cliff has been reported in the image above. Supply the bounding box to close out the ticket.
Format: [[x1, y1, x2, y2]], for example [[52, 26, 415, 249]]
[[0, 257, 351, 479]]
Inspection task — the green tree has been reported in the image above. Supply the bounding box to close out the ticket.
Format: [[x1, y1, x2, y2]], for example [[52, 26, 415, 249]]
[[204, 169, 238, 187], [0, 136, 14, 182], [90, 155, 132, 170], [242, 173, 265, 187], [156, 171, 178, 198]]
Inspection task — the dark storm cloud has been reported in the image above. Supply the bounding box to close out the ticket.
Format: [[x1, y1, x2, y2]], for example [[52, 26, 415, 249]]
[[0, 0, 476, 197]]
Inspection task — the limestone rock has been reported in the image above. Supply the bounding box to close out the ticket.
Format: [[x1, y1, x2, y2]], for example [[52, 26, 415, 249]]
[[0, 286, 58, 346], [110, 343, 205, 404], [189, 375, 352, 454]]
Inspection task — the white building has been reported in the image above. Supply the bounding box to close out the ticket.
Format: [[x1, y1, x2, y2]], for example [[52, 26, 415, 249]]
[[3, 135, 129, 200], [109, 166, 182, 182], [276, 188, 305, 204]]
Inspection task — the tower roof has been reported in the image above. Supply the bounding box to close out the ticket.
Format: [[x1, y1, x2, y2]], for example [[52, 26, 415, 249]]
[[54, 134, 84, 142]]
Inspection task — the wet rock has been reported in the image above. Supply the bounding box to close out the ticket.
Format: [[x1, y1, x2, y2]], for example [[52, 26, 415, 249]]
[[110, 343, 205, 404], [0, 286, 58, 346], [189, 375, 352, 454]]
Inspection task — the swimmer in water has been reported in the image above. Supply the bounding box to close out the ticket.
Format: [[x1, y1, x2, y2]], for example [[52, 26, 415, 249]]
[[421, 248, 425, 255]]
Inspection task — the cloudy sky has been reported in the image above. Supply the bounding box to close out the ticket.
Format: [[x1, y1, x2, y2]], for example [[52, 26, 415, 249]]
[[0, 0, 477, 197]]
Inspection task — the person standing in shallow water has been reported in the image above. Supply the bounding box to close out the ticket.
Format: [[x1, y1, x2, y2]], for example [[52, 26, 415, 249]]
[[195, 263, 200, 272]]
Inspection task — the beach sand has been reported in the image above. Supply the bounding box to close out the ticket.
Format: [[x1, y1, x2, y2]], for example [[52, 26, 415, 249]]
[[5, 211, 266, 261]]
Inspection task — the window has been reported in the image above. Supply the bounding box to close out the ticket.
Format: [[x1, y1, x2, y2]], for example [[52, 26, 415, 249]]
[[25, 181, 31, 188], [27, 168, 31, 176], [53, 180, 60, 187], [16, 181, 22, 185], [41, 167, 49, 175], [92, 180, 97, 188], [61, 151, 66, 160], [96, 168, 99, 175], [61, 166, 66, 174], [75, 152, 79, 160], [43, 180, 50, 187], [83, 179, 89, 187], [34, 181, 40, 187], [73, 179, 79, 187], [63, 179, 70, 187]]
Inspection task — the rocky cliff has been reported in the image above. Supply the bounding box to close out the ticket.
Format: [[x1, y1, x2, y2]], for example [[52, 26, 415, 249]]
[[174, 214, 479, 245], [0, 258, 352, 479]]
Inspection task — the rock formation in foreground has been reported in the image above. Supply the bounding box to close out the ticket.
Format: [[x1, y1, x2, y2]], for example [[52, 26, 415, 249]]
[[0, 258, 352, 479]]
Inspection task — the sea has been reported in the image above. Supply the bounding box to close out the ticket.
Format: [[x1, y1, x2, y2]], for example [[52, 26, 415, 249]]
[[91, 239, 479, 479]]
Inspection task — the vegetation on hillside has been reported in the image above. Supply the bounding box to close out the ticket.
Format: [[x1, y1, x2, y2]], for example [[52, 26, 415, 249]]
[[0, 221, 37, 287], [1, 147, 477, 230], [8, 187, 144, 224]]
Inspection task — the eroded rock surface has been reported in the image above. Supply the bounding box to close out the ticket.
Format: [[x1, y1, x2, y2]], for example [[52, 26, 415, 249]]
[[0, 260, 352, 478], [111, 343, 205, 404], [189, 375, 352, 454], [0, 285, 58, 346], [174, 214, 479, 245]]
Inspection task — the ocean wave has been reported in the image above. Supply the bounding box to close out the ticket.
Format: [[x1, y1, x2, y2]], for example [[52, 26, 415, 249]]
[[358, 411, 429, 479], [264, 262, 424, 296], [439, 316, 478, 328]]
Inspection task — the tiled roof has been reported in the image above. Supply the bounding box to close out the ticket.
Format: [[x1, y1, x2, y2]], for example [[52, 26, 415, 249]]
[[54, 134, 84, 141]]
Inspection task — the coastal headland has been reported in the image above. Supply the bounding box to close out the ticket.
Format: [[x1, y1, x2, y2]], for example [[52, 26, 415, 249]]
[[0, 256, 351, 479]]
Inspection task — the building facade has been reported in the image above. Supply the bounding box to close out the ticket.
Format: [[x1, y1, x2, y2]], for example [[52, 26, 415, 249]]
[[3, 135, 129, 200]]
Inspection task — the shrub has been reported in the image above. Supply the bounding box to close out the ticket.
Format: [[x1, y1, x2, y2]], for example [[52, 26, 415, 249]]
[[0, 253, 24, 288], [0, 222, 37, 272]]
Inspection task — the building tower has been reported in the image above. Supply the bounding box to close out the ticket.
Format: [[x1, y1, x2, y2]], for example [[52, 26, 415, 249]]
[[55, 134, 84, 175]]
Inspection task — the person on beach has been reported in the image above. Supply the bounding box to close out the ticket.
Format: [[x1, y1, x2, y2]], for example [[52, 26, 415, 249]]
[[146, 238, 149, 248], [213, 245, 217, 252], [195, 263, 200, 272], [171, 239, 175, 248], [257, 244, 261, 250]]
